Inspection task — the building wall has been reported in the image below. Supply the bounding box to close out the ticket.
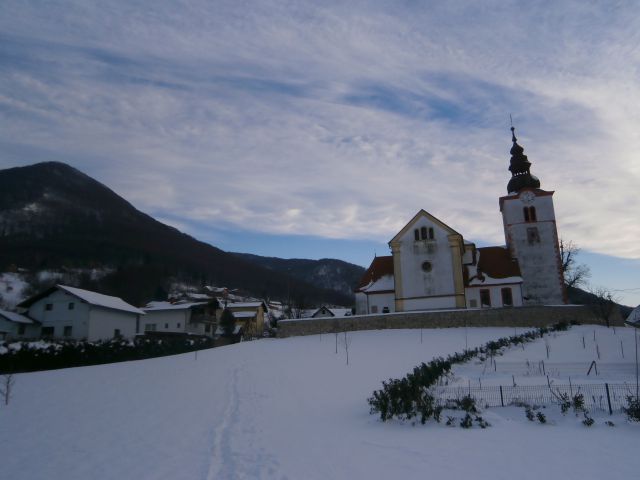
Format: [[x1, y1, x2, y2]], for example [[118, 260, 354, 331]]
[[465, 284, 523, 309], [502, 191, 565, 305], [141, 309, 190, 334], [228, 305, 264, 333], [27, 289, 91, 339], [361, 292, 396, 314], [88, 308, 138, 341], [278, 305, 623, 338], [0, 318, 40, 340], [402, 295, 457, 311]]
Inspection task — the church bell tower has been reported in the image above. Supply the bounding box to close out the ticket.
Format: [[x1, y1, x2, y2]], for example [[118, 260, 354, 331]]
[[500, 127, 567, 305]]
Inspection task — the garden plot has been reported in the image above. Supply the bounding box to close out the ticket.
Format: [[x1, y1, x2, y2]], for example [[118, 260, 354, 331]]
[[452, 325, 639, 386]]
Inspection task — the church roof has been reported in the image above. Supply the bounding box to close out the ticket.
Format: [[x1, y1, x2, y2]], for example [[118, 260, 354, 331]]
[[355, 256, 394, 292], [474, 246, 522, 281]]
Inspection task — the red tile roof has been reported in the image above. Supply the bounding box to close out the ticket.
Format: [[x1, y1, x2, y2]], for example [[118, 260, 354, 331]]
[[476, 246, 521, 279], [356, 255, 394, 291]]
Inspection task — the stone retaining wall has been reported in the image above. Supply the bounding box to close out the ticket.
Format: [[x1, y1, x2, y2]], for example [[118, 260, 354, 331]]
[[277, 305, 623, 338]]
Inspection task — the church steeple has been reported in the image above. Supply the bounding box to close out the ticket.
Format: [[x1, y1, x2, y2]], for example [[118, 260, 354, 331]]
[[507, 126, 540, 194]]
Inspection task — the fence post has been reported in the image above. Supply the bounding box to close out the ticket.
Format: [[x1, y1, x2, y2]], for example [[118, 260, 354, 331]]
[[500, 385, 505, 407], [605, 383, 612, 415]]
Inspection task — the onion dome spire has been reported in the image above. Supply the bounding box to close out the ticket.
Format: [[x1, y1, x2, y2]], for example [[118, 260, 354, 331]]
[[507, 126, 540, 194]]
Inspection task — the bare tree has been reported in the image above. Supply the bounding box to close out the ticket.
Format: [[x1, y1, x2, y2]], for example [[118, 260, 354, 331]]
[[589, 286, 619, 328], [560, 239, 591, 288], [343, 331, 352, 365], [1, 374, 15, 406]]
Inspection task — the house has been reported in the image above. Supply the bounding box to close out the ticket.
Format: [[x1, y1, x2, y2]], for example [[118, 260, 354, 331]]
[[356, 128, 566, 314], [225, 301, 268, 336], [141, 300, 218, 337], [310, 306, 353, 318], [625, 306, 640, 327], [17, 285, 145, 341], [0, 309, 40, 341]]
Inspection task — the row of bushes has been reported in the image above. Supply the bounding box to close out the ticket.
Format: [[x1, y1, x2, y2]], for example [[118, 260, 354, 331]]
[[367, 321, 575, 424], [0, 336, 216, 374]]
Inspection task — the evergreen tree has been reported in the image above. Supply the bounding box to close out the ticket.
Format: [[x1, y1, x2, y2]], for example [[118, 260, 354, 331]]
[[219, 309, 236, 336]]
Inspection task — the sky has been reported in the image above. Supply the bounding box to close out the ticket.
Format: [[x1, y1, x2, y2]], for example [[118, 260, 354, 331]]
[[1, 1, 639, 306]]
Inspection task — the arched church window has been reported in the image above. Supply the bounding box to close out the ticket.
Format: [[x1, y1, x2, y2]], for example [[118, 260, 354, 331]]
[[420, 226, 427, 240], [428, 227, 435, 240], [529, 207, 537, 222], [523, 207, 530, 222], [414, 229, 420, 241]]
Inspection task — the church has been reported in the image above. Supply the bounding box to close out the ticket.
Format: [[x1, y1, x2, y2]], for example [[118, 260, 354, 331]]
[[355, 128, 567, 315]]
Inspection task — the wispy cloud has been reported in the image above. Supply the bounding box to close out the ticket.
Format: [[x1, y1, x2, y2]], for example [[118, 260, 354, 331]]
[[1, 0, 639, 261]]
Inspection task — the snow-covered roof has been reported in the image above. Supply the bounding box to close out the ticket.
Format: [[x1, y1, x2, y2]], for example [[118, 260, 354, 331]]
[[356, 256, 395, 293], [144, 301, 208, 311], [57, 285, 146, 315], [625, 305, 640, 326], [466, 247, 522, 286], [0, 309, 35, 324], [227, 301, 267, 312], [231, 311, 257, 319]]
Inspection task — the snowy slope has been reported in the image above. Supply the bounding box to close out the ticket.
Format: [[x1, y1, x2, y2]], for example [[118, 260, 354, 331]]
[[0, 327, 638, 480]]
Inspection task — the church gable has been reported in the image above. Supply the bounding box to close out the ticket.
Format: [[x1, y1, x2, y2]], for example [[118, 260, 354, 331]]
[[389, 209, 461, 245]]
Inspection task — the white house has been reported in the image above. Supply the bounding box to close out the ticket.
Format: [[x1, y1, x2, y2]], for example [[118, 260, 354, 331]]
[[17, 285, 145, 341], [141, 301, 217, 337], [356, 128, 565, 315], [0, 309, 40, 341]]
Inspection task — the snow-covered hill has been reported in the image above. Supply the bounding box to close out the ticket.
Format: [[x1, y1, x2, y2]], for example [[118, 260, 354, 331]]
[[0, 326, 638, 479]]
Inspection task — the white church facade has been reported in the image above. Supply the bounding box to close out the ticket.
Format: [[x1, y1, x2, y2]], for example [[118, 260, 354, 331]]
[[355, 128, 567, 315]]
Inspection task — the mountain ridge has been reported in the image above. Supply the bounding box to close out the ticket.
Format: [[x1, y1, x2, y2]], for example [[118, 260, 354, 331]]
[[0, 162, 359, 306]]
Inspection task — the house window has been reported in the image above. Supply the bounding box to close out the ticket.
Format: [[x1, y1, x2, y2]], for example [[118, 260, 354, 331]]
[[428, 227, 434, 240], [421, 261, 433, 273], [145, 324, 156, 332], [177, 323, 181, 328], [382, 306, 390, 314], [205, 324, 211, 333], [42, 326, 54, 337], [68, 302, 75, 310], [114, 329, 121, 338], [18, 324, 26, 335], [63, 326, 73, 337], [45, 303, 53, 311], [480, 289, 491, 307], [165, 323, 169, 329], [414, 229, 420, 241], [501, 288, 513, 307], [420, 226, 428, 240], [371, 305, 378, 313], [527, 227, 540, 245]]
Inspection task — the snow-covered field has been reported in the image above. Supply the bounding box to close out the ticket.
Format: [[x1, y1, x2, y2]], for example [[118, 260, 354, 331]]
[[1, 327, 638, 480]]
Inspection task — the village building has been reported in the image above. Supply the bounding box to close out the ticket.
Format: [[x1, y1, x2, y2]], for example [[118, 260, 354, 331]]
[[309, 306, 353, 318], [17, 284, 145, 341], [141, 300, 218, 337], [224, 301, 268, 337], [356, 128, 566, 314], [0, 309, 40, 341]]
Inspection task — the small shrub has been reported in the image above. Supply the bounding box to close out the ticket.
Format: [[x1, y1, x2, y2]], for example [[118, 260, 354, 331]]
[[474, 415, 490, 428], [525, 406, 535, 422], [605, 420, 615, 427], [557, 393, 571, 414], [582, 412, 594, 427], [623, 396, 640, 422], [572, 393, 585, 413], [446, 416, 455, 426], [458, 395, 478, 413], [536, 412, 547, 424], [460, 413, 473, 429]]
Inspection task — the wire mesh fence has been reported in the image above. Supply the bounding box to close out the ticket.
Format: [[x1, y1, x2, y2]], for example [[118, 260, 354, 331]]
[[432, 383, 638, 413]]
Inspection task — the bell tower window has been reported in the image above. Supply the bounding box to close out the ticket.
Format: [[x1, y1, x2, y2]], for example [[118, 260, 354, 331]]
[[523, 206, 537, 223]]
